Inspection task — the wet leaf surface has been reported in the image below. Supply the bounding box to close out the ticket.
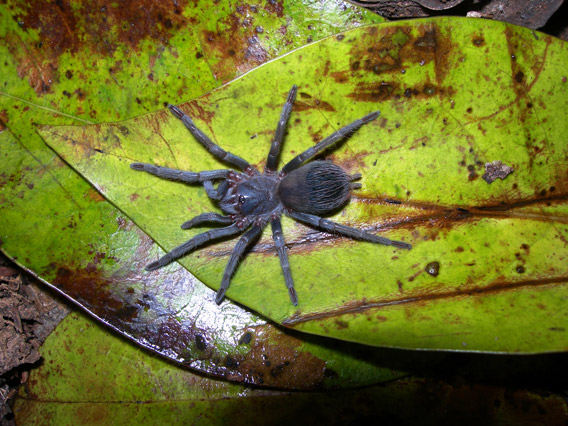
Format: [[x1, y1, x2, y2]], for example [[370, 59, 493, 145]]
[[43, 18, 568, 353], [0, 0, 401, 388], [13, 310, 568, 424]]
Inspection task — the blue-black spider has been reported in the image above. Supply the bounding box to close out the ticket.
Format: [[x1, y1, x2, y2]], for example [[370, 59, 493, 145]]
[[131, 85, 411, 305]]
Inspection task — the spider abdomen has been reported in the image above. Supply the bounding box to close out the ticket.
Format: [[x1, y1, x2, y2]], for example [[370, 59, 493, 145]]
[[279, 161, 352, 215]]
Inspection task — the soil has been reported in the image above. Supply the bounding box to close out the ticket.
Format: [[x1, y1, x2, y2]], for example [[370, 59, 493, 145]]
[[0, 254, 69, 425]]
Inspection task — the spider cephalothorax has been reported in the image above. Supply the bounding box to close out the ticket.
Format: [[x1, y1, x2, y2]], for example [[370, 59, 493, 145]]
[[131, 85, 411, 305]]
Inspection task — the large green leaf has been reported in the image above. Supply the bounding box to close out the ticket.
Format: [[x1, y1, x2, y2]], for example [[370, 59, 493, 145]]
[[14, 310, 568, 424], [43, 18, 568, 353], [0, 0, 399, 388]]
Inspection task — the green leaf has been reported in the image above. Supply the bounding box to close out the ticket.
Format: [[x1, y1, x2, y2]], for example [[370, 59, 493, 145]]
[[43, 18, 568, 353], [0, 0, 399, 388], [14, 311, 568, 425]]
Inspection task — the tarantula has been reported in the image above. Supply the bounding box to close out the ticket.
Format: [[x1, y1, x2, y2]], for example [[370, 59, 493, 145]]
[[131, 85, 411, 305]]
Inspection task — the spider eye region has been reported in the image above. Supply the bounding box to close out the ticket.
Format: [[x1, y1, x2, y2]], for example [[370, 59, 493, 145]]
[[230, 175, 281, 217]]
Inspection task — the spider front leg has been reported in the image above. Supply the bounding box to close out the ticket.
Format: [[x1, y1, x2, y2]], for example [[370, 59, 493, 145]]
[[215, 224, 263, 305], [271, 218, 298, 305], [288, 211, 411, 250], [146, 222, 246, 271], [168, 105, 252, 172], [130, 164, 227, 202], [181, 212, 233, 229], [130, 163, 230, 183]]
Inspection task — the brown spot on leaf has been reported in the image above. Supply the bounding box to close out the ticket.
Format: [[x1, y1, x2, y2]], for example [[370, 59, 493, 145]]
[[199, 5, 272, 81], [264, 0, 284, 17], [293, 97, 336, 112], [347, 81, 399, 103], [0, 110, 8, 131], [86, 187, 105, 202], [342, 25, 438, 80], [195, 334, 207, 351], [238, 331, 253, 345], [9, 0, 189, 95], [233, 325, 326, 388], [472, 37, 485, 47], [51, 265, 133, 322]]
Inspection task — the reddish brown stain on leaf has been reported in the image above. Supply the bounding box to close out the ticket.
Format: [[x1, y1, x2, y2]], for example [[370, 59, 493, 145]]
[[293, 97, 336, 112], [472, 36, 486, 47], [8, 0, 188, 95], [200, 16, 270, 81], [154, 317, 196, 357], [283, 276, 568, 327], [263, 0, 284, 17], [14, 0, 188, 55], [327, 149, 371, 176], [341, 24, 457, 103], [15, 57, 56, 95], [230, 325, 327, 388], [52, 264, 131, 320], [0, 111, 7, 131], [184, 98, 217, 126], [86, 187, 105, 202], [348, 82, 401, 103]]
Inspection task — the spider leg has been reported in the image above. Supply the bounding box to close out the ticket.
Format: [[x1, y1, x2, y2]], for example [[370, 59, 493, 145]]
[[271, 218, 298, 305], [282, 111, 380, 174], [288, 211, 411, 250], [168, 105, 251, 172], [130, 163, 229, 183], [146, 222, 246, 271], [265, 85, 298, 172], [181, 212, 233, 229], [202, 180, 220, 200], [215, 224, 263, 305]]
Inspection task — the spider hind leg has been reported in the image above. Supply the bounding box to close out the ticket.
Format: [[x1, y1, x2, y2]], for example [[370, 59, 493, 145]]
[[168, 104, 251, 171], [288, 211, 411, 250]]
